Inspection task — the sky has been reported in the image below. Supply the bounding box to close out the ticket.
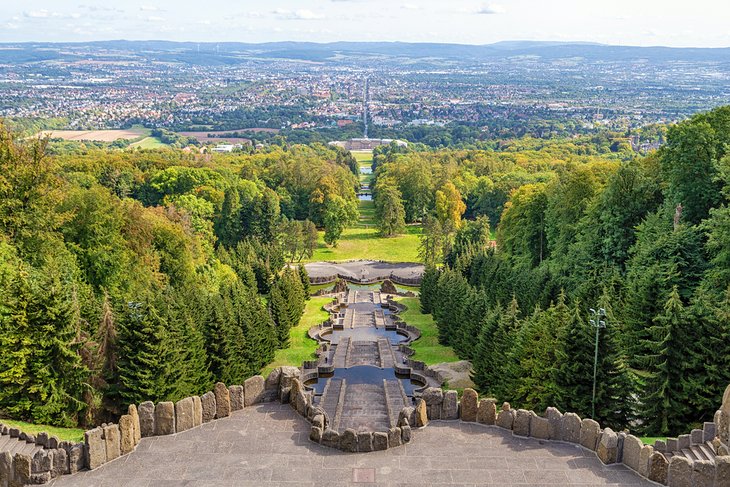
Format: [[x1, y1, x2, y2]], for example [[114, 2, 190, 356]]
[[1, 0, 729, 48]]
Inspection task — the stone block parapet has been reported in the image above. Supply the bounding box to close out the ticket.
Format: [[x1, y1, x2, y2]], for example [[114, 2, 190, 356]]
[[0, 366, 300, 485]]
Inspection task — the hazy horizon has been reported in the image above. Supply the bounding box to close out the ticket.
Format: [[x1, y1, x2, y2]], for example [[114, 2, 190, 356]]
[[3, 39, 730, 50], [3, 0, 730, 49]]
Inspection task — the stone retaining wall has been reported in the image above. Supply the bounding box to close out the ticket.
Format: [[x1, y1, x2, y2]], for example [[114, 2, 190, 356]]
[[290, 377, 413, 453], [1, 366, 301, 485], [0, 424, 85, 486], [309, 274, 421, 286], [396, 385, 730, 487]]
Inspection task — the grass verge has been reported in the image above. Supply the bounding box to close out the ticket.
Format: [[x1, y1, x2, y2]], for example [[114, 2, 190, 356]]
[[262, 296, 331, 376], [0, 418, 85, 443], [395, 296, 459, 365], [307, 225, 422, 263], [639, 437, 666, 445]]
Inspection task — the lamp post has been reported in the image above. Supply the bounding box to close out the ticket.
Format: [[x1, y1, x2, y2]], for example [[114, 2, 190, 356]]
[[589, 307, 607, 419]]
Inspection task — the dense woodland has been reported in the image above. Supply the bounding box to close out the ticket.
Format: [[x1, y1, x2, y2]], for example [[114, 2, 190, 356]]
[[0, 126, 359, 427], [405, 106, 730, 436], [2, 105, 728, 438]]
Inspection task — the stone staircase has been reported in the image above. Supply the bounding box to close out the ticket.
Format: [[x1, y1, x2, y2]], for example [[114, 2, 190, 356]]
[[331, 337, 351, 368], [665, 441, 718, 464], [373, 309, 386, 329], [337, 383, 390, 433], [319, 378, 345, 427], [658, 422, 719, 464], [377, 338, 394, 368], [346, 341, 379, 367], [383, 379, 408, 428], [0, 433, 44, 457]]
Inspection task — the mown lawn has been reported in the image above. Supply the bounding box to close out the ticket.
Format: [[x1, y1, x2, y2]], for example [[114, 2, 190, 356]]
[[262, 296, 331, 376], [395, 296, 459, 365], [306, 225, 422, 263], [0, 419, 85, 443], [303, 150, 423, 263], [640, 437, 666, 445]]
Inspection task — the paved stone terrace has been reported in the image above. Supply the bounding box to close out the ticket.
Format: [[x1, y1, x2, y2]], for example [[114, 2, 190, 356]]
[[305, 261, 424, 283], [49, 402, 657, 487]]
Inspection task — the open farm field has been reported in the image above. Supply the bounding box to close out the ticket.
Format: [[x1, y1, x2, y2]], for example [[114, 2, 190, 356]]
[[177, 132, 252, 144], [38, 128, 148, 141]]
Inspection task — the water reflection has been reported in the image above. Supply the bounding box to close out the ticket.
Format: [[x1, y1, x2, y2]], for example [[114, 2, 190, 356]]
[[305, 365, 424, 397], [323, 327, 406, 344]]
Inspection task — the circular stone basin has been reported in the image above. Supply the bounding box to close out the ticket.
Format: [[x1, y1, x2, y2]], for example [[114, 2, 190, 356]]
[[322, 327, 408, 345], [305, 365, 426, 397]]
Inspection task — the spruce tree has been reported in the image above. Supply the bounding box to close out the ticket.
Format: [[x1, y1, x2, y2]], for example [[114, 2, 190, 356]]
[[470, 304, 501, 393], [165, 287, 212, 398], [552, 292, 634, 428], [234, 282, 277, 375], [637, 286, 690, 436], [419, 266, 440, 314], [680, 288, 730, 421], [269, 268, 305, 347], [0, 266, 87, 427], [511, 293, 570, 411], [203, 289, 248, 385], [115, 296, 172, 406], [488, 297, 522, 401], [298, 265, 311, 299]]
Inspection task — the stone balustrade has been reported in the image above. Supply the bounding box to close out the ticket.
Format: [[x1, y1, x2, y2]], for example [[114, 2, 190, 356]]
[[0, 423, 85, 486], [377, 385, 730, 487], [1, 366, 301, 486]]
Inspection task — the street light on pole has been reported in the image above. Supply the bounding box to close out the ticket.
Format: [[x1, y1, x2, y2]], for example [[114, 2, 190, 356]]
[[589, 307, 607, 419]]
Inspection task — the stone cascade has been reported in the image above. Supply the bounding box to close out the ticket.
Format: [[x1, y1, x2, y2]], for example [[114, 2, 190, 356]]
[[305, 260, 424, 286], [0, 424, 84, 486]]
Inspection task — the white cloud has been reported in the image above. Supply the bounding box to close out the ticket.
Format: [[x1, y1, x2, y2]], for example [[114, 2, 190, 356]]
[[476, 3, 506, 15], [273, 8, 325, 20], [140, 5, 159, 11], [401, 4, 421, 10], [24, 10, 51, 18]]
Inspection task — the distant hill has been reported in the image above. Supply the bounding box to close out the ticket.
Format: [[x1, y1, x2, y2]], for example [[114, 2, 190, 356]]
[[1, 40, 729, 65]]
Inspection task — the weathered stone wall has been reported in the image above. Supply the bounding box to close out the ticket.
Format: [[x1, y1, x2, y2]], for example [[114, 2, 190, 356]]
[[0, 422, 85, 486], [0, 368, 297, 486], [387, 385, 730, 487]]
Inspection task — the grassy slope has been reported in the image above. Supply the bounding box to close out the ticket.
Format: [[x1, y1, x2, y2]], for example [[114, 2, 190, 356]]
[[305, 151, 422, 263], [129, 136, 167, 149], [0, 419, 85, 443], [395, 296, 459, 365], [261, 296, 331, 376], [640, 437, 666, 445]]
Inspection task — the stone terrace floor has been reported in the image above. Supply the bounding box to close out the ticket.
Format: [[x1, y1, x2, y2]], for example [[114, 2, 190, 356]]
[[49, 402, 658, 487]]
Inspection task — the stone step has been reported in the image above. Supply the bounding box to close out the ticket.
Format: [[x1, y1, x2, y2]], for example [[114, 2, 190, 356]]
[[668, 441, 718, 465], [696, 443, 716, 462], [0, 435, 43, 456], [320, 378, 344, 425], [338, 383, 390, 432], [332, 337, 351, 368], [383, 380, 407, 428], [377, 338, 394, 368]]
